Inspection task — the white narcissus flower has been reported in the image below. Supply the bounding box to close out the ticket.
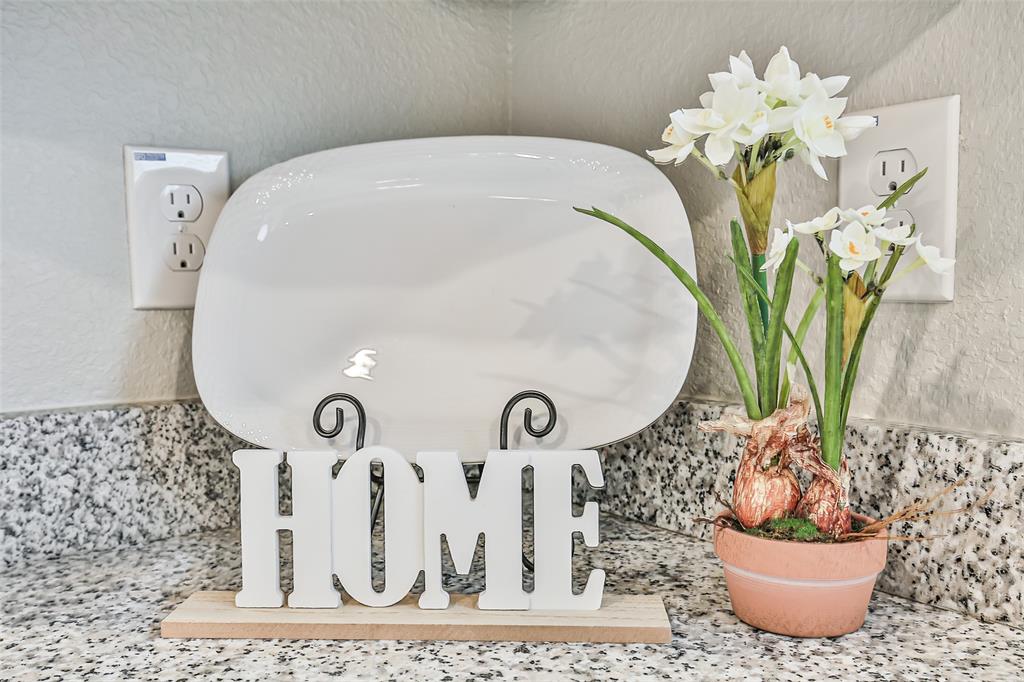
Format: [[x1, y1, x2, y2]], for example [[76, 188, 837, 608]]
[[836, 115, 877, 141], [766, 106, 799, 134], [761, 228, 794, 271], [793, 93, 849, 179], [786, 207, 841, 234], [647, 112, 696, 165], [733, 106, 773, 146], [872, 223, 916, 246], [797, 72, 850, 102], [762, 46, 802, 103], [648, 46, 870, 180], [840, 205, 887, 227], [707, 50, 759, 92], [915, 237, 955, 273], [797, 146, 828, 180], [829, 221, 882, 271], [677, 82, 768, 166]]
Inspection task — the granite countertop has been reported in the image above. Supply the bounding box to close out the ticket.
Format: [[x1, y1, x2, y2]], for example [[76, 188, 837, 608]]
[[3, 515, 1021, 681]]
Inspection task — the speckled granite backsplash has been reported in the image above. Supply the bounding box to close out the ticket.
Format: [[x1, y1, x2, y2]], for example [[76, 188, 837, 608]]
[[2, 399, 1020, 627], [1, 403, 245, 568], [595, 401, 1023, 627]]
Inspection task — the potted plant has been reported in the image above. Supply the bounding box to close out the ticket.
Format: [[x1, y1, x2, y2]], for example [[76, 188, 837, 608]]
[[576, 47, 954, 637]]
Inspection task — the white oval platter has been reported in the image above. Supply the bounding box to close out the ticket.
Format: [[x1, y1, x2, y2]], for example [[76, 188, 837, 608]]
[[193, 136, 697, 462]]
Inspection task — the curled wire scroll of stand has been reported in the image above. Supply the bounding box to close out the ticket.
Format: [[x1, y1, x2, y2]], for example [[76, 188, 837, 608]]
[[312, 393, 385, 525], [311, 390, 559, 573]]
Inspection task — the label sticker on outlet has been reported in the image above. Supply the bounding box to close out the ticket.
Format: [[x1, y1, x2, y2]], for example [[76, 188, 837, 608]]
[[124, 147, 229, 309], [839, 96, 959, 302]]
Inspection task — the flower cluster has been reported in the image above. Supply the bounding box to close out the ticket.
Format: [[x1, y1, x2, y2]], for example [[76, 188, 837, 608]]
[[649, 47, 876, 180], [763, 205, 955, 275]]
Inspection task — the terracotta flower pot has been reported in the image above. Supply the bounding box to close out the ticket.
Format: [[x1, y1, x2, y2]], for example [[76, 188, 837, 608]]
[[713, 513, 888, 637]]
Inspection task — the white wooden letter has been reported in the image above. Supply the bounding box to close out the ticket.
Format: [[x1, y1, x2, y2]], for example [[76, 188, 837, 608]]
[[417, 450, 531, 610], [530, 450, 605, 610], [333, 446, 423, 607], [233, 449, 339, 608]]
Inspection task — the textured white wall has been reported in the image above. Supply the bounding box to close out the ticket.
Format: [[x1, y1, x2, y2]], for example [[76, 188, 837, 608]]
[[509, 0, 1024, 439], [4, 1, 1022, 439], [1, 0, 509, 412]]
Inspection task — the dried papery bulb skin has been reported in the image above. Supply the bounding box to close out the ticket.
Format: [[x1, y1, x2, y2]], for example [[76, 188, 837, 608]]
[[702, 385, 816, 529], [786, 429, 853, 537], [732, 441, 801, 528], [797, 475, 852, 536], [702, 385, 861, 535]]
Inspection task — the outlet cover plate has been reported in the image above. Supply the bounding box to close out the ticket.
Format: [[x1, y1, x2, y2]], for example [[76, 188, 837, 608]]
[[839, 95, 959, 302], [124, 146, 229, 309]]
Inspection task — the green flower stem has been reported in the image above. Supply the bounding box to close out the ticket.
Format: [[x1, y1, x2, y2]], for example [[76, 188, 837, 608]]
[[840, 241, 910, 426], [884, 257, 925, 287], [762, 239, 799, 415], [795, 258, 822, 285], [863, 258, 879, 287], [730, 221, 768, 412], [751, 254, 771, 334], [747, 139, 763, 179], [690, 149, 743, 192], [822, 254, 846, 471], [876, 241, 907, 287], [576, 206, 762, 420], [839, 295, 880, 428], [731, 262, 823, 426]]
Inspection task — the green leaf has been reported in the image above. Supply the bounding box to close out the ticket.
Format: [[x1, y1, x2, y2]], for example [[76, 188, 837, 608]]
[[877, 168, 927, 210], [839, 296, 880, 428], [762, 238, 799, 415], [839, 239, 911, 426], [751, 255, 771, 334], [575, 206, 762, 420], [730, 258, 823, 426], [730, 220, 768, 412], [822, 255, 846, 471], [876, 235, 912, 288]]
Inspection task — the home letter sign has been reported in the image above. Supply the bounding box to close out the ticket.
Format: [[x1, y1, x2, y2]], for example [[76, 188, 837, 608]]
[[233, 447, 605, 611]]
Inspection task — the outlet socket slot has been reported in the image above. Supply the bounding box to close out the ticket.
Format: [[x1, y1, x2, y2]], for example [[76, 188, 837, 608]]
[[869, 148, 918, 196], [161, 184, 204, 222], [164, 233, 206, 271]]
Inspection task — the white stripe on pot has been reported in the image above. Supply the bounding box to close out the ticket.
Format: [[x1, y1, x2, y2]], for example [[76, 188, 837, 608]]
[[722, 562, 879, 588]]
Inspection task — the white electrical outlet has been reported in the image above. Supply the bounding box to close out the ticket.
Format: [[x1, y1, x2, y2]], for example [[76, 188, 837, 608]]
[[124, 146, 229, 309], [838, 95, 959, 302], [160, 184, 204, 222], [868, 148, 918, 196], [164, 233, 206, 271]]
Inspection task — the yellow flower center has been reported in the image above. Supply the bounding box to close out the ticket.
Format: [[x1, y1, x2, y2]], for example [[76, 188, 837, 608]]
[[848, 241, 860, 256], [823, 115, 834, 130]]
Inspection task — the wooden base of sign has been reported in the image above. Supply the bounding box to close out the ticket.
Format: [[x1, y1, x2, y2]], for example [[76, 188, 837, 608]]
[[161, 591, 672, 643]]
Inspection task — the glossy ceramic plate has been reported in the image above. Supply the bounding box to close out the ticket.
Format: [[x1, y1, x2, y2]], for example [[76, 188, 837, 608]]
[[193, 136, 696, 461]]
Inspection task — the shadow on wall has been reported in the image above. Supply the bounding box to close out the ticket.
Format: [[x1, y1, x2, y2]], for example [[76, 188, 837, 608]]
[[1, 0, 509, 413], [116, 310, 199, 402], [506, 1, 1024, 439], [508, 0, 959, 241]]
